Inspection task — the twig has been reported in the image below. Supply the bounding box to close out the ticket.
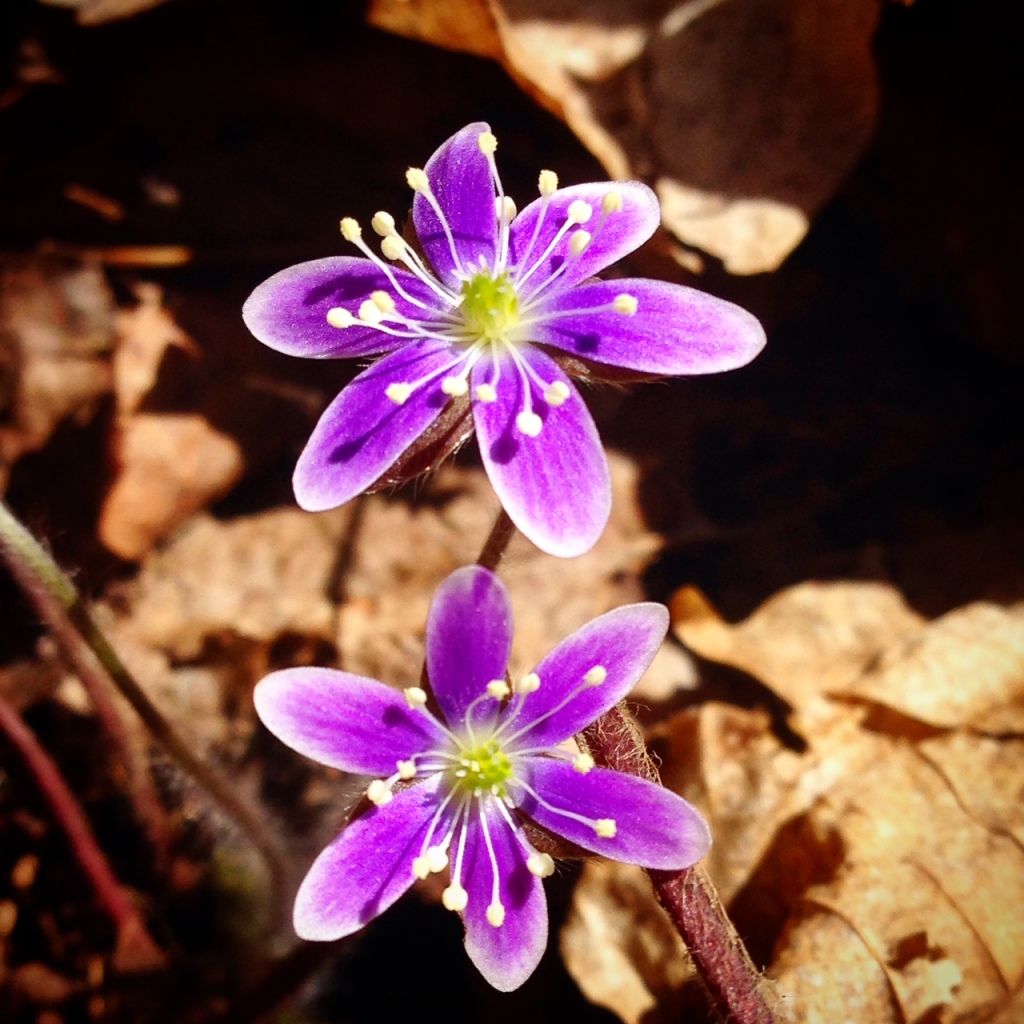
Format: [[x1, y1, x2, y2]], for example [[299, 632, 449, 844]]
[[0, 694, 165, 972], [476, 507, 515, 572], [0, 499, 289, 930]]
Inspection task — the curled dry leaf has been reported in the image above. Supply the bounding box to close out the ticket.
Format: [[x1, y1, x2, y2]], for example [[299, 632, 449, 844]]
[[562, 583, 1024, 1023], [368, 0, 880, 273]]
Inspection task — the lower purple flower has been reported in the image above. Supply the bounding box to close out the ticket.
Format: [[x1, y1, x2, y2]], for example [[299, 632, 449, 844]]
[[255, 566, 711, 991]]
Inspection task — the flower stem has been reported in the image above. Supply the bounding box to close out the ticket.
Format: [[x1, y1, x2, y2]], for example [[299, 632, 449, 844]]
[[476, 507, 516, 572], [0, 499, 289, 930], [0, 693, 165, 971], [581, 704, 782, 1024]]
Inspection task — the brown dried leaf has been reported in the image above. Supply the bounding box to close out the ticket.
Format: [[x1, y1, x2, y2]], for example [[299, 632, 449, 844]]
[[0, 258, 113, 483], [369, 0, 880, 273]]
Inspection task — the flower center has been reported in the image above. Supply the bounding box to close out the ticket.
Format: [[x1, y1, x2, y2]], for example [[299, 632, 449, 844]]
[[460, 270, 519, 342], [455, 738, 513, 796]]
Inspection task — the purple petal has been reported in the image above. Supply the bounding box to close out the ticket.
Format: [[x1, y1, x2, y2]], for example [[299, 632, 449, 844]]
[[293, 775, 447, 940], [509, 181, 660, 295], [413, 122, 498, 288], [471, 348, 610, 558], [426, 566, 513, 730], [461, 796, 547, 991], [254, 667, 448, 775], [507, 603, 669, 750], [515, 760, 711, 870], [293, 340, 456, 511], [533, 278, 767, 375], [243, 256, 442, 359]]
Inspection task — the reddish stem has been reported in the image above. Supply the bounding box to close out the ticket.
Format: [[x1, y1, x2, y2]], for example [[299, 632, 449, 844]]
[[0, 694, 165, 972], [581, 704, 781, 1024]]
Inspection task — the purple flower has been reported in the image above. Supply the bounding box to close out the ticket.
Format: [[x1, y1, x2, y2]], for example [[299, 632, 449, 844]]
[[255, 566, 710, 991], [243, 123, 766, 557]]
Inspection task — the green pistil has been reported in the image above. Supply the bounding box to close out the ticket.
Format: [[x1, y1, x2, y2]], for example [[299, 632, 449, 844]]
[[460, 270, 519, 342], [456, 739, 513, 796]]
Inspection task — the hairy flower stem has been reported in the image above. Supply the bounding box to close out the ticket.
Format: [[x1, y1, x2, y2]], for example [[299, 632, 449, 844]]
[[0, 500, 289, 930], [0, 693, 165, 971], [581, 705, 781, 1024], [471, 507, 778, 1022]]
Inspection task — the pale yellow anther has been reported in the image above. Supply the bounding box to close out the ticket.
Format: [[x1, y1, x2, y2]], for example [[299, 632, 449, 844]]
[[358, 299, 383, 324], [569, 230, 591, 256], [366, 780, 392, 807], [371, 211, 396, 236], [584, 665, 608, 687], [370, 290, 395, 314], [326, 307, 355, 329], [403, 686, 428, 709], [386, 382, 413, 406], [478, 131, 498, 155], [340, 217, 362, 242], [567, 199, 593, 225], [602, 190, 623, 215], [496, 195, 517, 222], [474, 383, 497, 404], [486, 903, 506, 928], [442, 884, 468, 912], [381, 236, 406, 261], [573, 753, 595, 774], [613, 293, 638, 316], [516, 410, 543, 437], [515, 672, 541, 695], [441, 376, 469, 397], [527, 852, 555, 878], [538, 170, 558, 196], [595, 818, 617, 839], [425, 846, 449, 874], [397, 759, 417, 780], [544, 381, 570, 407], [486, 680, 510, 700], [411, 856, 430, 880], [406, 167, 430, 192]]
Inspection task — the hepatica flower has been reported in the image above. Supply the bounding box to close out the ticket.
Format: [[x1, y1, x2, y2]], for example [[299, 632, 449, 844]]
[[255, 566, 710, 991], [244, 122, 765, 557]]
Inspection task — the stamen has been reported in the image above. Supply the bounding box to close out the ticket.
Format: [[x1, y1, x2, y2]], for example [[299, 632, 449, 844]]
[[516, 411, 542, 437], [584, 665, 608, 687], [386, 382, 413, 405], [397, 759, 417, 780], [474, 383, 497, 403], [442, 376, 469, 396], [573, 753, 595, 774], [515, 199, 593, 290], [543, 381, 570, 407], [496, 196, 517, 222], [567, 200, 593, 226], [326, 307, 355, 329], [404, 686, 428, 708], [477, 131, 498, 156], [340, 217, 362, 242], [514, 778, 619, 839], [614, 294, 638, 315], [538, 170, 558, 196], [358, 299, 383, 324], [602, 190, 623, 215], [366, 779, 392, 806], [595, 819, 617, 838], [477, 798, 505, 929], [568, 230, 591, 257], [380, 235, 405, 261], [498, 665, 609, 746], [527, 852, 555, 878], [515, 672, 540, 695], [442, 884, 468, 912], [487, 903, 506, 927], [486, 680, 511, 700], [371, 211, 396, 236], [406, 167, 465, 277], [426, 845, 449, 873], [370, 290, 395, 314]]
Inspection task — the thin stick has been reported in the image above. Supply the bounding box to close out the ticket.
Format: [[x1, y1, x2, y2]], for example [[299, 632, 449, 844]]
[[476, 507, 515, 572], [0, 694, 165, 971], [0, 500, 288, 928], [581, 704, 781, 1024]]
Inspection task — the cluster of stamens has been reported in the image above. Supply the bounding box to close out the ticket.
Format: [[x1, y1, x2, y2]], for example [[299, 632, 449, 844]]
[[325, 131, 639, 440], [361, 662, 615, 929]]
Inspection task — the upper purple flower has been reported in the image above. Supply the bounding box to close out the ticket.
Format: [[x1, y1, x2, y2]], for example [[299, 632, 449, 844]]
[[255, 566, 711, 991], [243, 122, 766, 556]]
